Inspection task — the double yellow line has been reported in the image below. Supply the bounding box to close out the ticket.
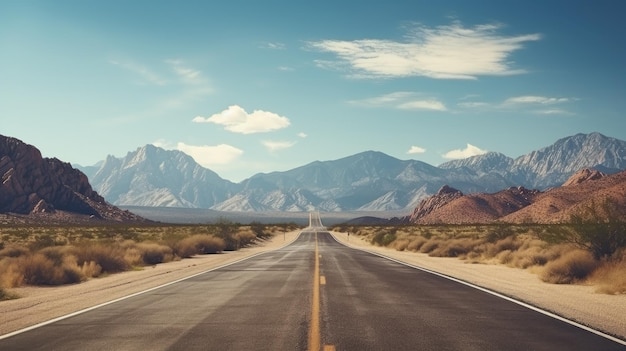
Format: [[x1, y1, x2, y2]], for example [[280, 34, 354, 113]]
[[309, 232, 335, 351]]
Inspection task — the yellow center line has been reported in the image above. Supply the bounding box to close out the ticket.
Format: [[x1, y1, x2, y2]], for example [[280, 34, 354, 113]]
[[308, 232, 321, 351]]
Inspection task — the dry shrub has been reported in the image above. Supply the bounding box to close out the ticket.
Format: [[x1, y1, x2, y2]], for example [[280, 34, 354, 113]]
[[420, 239, 441, 254], [0, 244, 29, 258], [73, 244, 130, 274], [430, 238, 481, 258], [541, 249, 598, 284], [19, 252, 83, 285], [0, 257, 25, 287], [496, 250, 514, 264], [175, 235, 225, 258], [0, 286, 18, 301], [136, 242, 174, 265], [80, 260, 102, 278], [235, 231, 257, 248], [393, 239, 410, 251], [590, 249, 626, 294], [406, 237, 427, 252]]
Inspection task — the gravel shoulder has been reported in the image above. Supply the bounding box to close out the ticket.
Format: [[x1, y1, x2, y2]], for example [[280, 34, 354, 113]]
[[2, 230, 624, 343]]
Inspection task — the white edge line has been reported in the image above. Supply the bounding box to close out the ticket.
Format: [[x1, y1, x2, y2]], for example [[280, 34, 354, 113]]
[[0, 231, 303, 341], [328, 232, 626, 346]]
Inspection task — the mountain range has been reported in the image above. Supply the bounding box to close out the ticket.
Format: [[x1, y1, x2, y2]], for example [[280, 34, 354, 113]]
[[79, 132, 626, 212]]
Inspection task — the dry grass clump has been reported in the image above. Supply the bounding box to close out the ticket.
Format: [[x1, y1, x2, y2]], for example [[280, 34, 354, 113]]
[[540, 249, 599, 284], [174, 235, 226, 258], [588, 249, 626, 294], [406, 236, 427, 252]]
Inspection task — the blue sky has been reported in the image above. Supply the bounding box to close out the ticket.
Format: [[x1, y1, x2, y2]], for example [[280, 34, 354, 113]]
[[2, 1, 625, 182]]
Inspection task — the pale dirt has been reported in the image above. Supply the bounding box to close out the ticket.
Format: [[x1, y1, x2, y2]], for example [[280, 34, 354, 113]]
[[1, 230, 625, 343]]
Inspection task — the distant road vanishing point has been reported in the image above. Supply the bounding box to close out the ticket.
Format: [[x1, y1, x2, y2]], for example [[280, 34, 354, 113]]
[[1, 215, 624, 350]]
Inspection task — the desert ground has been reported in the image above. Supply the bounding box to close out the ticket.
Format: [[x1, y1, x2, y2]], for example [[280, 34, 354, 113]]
[[1, 230, 624, 342]]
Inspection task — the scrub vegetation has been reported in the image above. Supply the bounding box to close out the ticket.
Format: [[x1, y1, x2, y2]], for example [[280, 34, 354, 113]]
[[0, 222, 296, 297], [333, 220, 626, 295]]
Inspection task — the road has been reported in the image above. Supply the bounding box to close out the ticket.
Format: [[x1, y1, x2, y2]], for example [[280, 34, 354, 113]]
[[1, 232, 624, 350]]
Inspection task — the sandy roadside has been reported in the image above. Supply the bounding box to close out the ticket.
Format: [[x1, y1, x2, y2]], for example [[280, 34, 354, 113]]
[[330, 231, 626, 341], [2, 230, 625, 343]]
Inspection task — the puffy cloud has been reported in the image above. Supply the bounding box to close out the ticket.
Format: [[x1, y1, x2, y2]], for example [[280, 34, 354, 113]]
[[443, 143, 487, 159], [297, 132, 308, 138], [308, 22, 540, 79], [175, 142, 243, 167], [407, 146, 426, 154], [193, 105, 290, 134]]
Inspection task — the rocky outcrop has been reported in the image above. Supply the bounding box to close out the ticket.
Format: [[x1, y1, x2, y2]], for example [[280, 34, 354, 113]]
[[408, 185, 463, 222], [562, 168, 606, 186], [0, 135, 145, 222]]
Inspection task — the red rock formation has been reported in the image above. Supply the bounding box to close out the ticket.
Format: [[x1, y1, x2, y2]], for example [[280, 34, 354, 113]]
[[0, 135, 146, 223]]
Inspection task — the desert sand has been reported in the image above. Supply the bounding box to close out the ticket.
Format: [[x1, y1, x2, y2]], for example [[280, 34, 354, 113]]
[[1, 230, 624, 343]]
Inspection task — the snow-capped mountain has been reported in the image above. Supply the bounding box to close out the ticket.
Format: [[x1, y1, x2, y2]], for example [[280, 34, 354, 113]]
[[439, 132, 626, 189], [82, 145, 238, 208], [82, 132, 626, 212]]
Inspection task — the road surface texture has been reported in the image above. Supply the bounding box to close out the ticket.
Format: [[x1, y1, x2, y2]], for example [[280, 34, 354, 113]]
[[1, 232, 623, 350]]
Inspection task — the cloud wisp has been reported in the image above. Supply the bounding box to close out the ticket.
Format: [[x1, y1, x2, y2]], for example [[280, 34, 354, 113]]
[[443, 143, 488, 159], [109, 59, 167, 86], [262, 140, 296, 152], [349, 92, 447, 111], [193, 105, 291, 134], [308, 22, 541, 79], [459, 95, 575, 115]]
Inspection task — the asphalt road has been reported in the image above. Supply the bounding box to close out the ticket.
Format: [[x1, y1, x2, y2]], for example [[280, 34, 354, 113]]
[[1, 232, 624, 350]]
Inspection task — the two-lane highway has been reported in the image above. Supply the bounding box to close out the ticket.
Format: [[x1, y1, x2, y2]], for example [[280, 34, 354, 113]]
[[1, 232, 624, 350]]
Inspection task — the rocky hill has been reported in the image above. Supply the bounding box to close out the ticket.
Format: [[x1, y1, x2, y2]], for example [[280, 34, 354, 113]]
[[406, 168, 626, 224], [0, 135, 146, 224]]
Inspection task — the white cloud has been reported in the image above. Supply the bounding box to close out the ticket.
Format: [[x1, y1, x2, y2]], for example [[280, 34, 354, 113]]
[[504, 96, 570, 105], [398, 100, 447, 111], [348, 92, 415, 107], [443, 143, 488, 159], [349, 92, 447, 111], [262, 140, 296, 152], [193, 105, 290, 134], [534, 109, 574, 115], [175, 142, 243, 167], [308, 22, 541, 79], [297, 132, 308, 138], [407, 146, 426, 154], [166, 59, 206, 85]]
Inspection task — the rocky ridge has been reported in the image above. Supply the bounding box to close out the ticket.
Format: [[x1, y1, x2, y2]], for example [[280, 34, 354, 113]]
[[406, 168, 625, 224], [0, 135, 146, 223]]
